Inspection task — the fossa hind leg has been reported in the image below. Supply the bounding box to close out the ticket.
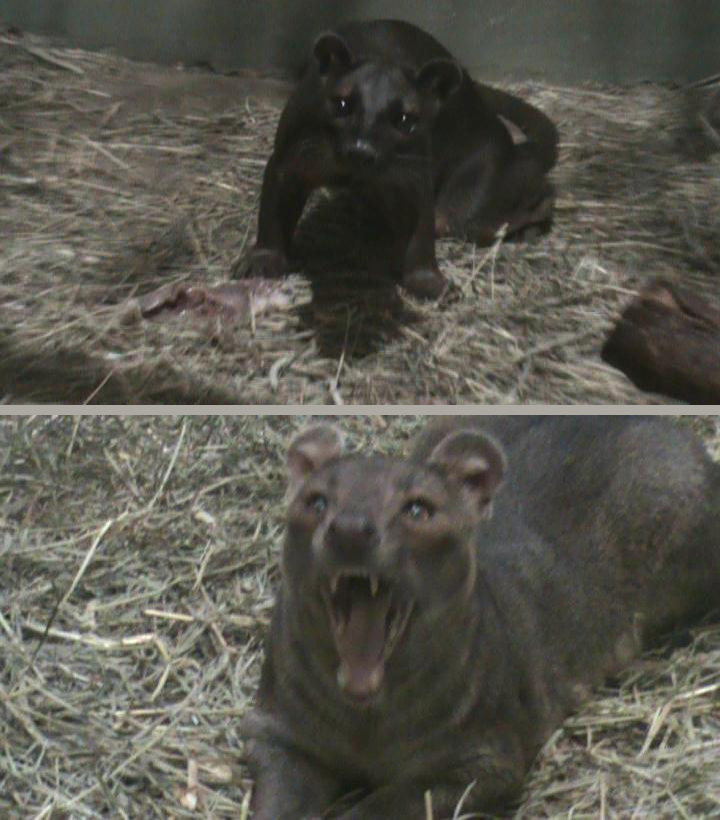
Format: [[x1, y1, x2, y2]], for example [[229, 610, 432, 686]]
[[597, 423, 720, 638], [435, 143, 555, 245], [649, 463, 720, 634]]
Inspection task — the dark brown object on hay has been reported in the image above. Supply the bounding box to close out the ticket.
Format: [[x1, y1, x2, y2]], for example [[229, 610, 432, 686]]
[[602, 278, 720, 404]]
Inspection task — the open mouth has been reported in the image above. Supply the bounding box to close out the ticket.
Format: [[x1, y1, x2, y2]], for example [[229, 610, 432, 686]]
[[322, 570, 412, 702]]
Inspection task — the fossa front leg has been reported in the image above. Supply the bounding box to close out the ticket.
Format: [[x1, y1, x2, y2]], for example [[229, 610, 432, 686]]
[[233, 151, 310, 280], [335, 771, 521, 820], [379, 179, 446, 299], [333, 736, 525, 820], [401, 193, 447, 299], [248, 737, 342, 820]]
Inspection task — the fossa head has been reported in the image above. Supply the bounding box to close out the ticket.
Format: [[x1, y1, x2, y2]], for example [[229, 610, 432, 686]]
[[282, 424, 505, 703], [311, 30, 463, 173]]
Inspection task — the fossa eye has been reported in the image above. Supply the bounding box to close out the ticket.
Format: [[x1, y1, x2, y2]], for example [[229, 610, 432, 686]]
[[395, 111, 418, 133], [332, 96, 353, 117], [306, 493, 328, 515], [404, 499, 434, 521]]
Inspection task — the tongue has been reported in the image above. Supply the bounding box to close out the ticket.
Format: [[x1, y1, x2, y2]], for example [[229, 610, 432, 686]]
[[335, 589, 392, 699]]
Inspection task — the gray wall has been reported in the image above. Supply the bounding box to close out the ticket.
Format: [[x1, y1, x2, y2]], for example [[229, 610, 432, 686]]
[[2, 0, 719, 84]]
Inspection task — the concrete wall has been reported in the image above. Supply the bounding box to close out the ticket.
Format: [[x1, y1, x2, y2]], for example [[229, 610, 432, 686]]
[[2, 0, 719, 84]]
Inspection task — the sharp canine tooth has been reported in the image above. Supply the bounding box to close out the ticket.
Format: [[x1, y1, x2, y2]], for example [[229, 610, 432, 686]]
[[370, 575, 379, 596]]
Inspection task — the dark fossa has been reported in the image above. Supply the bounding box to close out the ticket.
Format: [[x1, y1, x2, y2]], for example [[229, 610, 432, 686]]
[[244, 416, 720, 818], [235, 19, 559, 298]]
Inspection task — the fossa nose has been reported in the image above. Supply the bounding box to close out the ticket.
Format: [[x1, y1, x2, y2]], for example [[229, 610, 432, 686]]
[[326, 511, 379, 561], [341, 137, 379, 166]]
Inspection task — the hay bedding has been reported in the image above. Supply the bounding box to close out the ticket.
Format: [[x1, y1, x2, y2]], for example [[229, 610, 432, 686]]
[[1, 29, 719, 404], [1, 414, 719, 818]]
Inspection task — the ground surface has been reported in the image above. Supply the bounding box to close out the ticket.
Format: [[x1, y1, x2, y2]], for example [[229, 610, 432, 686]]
[[1, 29, 719, 404], [2, 414, 719, 818]]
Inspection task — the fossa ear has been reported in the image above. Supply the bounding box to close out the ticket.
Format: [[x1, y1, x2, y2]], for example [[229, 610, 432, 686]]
[[416, 58, 463, 103], [427, 429, 506, 517], [287, 424, 345, 494], [313, 31, 354, 76]]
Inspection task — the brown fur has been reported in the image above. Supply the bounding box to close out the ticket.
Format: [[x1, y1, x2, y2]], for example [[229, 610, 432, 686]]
[[244, 416, 720, 818]]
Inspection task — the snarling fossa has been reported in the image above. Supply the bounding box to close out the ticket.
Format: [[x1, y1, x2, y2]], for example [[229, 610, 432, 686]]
[[236, 19, 559, 299], [244, 417, 720, 818]]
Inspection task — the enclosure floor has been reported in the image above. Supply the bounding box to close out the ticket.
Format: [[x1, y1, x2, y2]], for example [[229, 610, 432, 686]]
[[2, 415, 719, 818], [1, 29, 719, 403]]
